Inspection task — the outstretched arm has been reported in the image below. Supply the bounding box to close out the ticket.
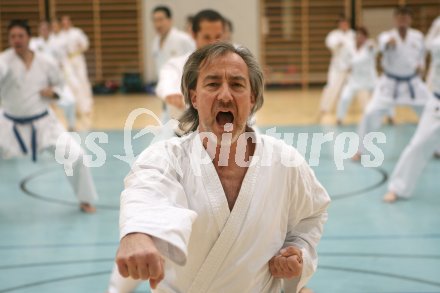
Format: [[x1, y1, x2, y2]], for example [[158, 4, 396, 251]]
[[116, 233, 165, 289]]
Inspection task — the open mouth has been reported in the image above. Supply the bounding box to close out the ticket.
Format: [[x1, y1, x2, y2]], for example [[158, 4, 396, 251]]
[[216, 111, 234, 126]]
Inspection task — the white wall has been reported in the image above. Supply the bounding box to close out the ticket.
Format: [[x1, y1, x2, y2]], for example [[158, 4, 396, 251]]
[[142, 0, 260, 82]]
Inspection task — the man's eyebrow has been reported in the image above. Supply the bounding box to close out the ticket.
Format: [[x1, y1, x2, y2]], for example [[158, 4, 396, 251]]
[[203, 75, 222, 81], [202, 75, 247, 82], [229, 76, 247, 82]]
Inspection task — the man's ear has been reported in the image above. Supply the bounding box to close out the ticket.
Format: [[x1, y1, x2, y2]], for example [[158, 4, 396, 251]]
[[250, 94, 256, 108], [190, 89, 197, 109]]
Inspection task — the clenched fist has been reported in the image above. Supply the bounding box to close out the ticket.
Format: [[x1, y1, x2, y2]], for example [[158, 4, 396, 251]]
[[40, 87, 57, 99], [165, 94, 185, 109], [268, 246, 303, 279], [116, 233, 165, 289]]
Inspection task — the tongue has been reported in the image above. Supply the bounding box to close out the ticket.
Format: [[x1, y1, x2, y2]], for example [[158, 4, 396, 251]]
[[216, 112, 234, 126]]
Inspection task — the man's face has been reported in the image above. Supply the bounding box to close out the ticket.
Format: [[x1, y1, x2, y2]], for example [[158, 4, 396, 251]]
[[338, 20, 349, 32], [356, 32, 367, 45], [61, 16, 71, 30], [194, 20, 224, 49], [9, 26, 30, 55], [39, 22, 50, 39], [152, 11, 172, 36], [395, 13, 411, 30], [190, 52, 255, 143], [51, 20, 61, 33]]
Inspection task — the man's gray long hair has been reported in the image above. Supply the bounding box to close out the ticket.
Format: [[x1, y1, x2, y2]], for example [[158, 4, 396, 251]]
[[179, 42, 264, 133]]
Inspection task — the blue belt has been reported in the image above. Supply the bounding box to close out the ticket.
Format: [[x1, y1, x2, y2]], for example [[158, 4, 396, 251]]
[[385, 71, 418, 100], [4, 110, 49, 162], [435, 92, 440, 100]]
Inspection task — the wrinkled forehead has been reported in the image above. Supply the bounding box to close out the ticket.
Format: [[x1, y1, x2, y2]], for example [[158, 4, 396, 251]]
[[9, 26, 29, 36], [395, 13, 411, 20], [198, 52, 250, 79]]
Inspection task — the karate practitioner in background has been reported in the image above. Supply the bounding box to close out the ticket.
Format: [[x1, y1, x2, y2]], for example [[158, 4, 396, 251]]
[[0, 20, 98, 213], [336, 27, 377, 125], [353, 6, 431, 160], [151, 6, 196, 77], [60, 15, 94, 123], [318, 16, 355, 118], [151, 6, 196, 124], [426, 15, 440, 89], [155, 9, 225, 124], [383, 26, 440, 203], [115, 42, 330, 292], [30, 20, 77, 131]]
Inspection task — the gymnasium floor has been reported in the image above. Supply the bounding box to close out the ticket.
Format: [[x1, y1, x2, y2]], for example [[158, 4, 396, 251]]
[[0, 90, 439, 293]]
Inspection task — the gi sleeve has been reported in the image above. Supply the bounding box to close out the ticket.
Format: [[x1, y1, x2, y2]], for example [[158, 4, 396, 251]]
[[0, 60, 7, 103], [416, 35, 427, 71], [325, 30, 342, 51], [283, 157, 331, 292], [181, 36, 196, 55], [378, 31, 392, 53], [119, 141, 198, 266], [155, 58, 183, 100], [77, 29, 90, 52], [45, 56, 63, 87], [426, 17, 440, 49], [0, 60, 7, 87]]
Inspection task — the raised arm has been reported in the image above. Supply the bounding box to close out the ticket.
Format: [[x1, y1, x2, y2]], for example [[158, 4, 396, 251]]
[[325, 30, 339, 51]]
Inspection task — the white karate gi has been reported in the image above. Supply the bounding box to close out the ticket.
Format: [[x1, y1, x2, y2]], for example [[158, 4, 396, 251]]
[[0, 50, 97, 204], [30, 36, 77, 129], [388, 35, 440, 198], [61, 27, 93, 114], [336, 40, 377, 121], [117, 131, 330, 293], [152, 27, 195, 76], [320, 28, 355, 112], [357, 28, 431, 153], [156, 53, 190, 122], [426, 16, 440, 89]]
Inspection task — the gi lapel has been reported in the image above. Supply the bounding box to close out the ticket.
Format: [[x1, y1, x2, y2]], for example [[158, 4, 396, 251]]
[[187, 135, 262, 293]]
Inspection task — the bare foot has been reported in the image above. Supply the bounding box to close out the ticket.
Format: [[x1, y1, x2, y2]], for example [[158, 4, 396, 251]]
[[352, 152, 361, 162], [300, 288, 314, 293], [80, 203, 96, 213], [383, 191, 398, 203], [336, 119, 342, 126], [386, 116, 395, 125]]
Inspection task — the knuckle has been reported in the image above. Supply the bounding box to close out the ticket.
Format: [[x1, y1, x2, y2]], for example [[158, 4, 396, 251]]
[[127, 255, 137, 263]]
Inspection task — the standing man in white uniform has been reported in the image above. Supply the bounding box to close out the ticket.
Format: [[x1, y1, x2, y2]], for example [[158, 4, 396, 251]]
[[61, 15, 94, 120], [383, 28, 440, 203], [30, 20, 77, 131], [115, 42, 330, 293], [336, 27, 377, 124], [106, 10, 226, 293], [319, 16, 355, 118], [151, 6, 196, 124], [353, 6, 431, 160], [0, 20, 97, 213], [151, 6, 195, 77], [426, 15, 440, 89], [51, 18, 83, 131]]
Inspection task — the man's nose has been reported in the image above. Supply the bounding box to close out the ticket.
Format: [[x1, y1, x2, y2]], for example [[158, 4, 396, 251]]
[[217, 83, 233, 102]]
